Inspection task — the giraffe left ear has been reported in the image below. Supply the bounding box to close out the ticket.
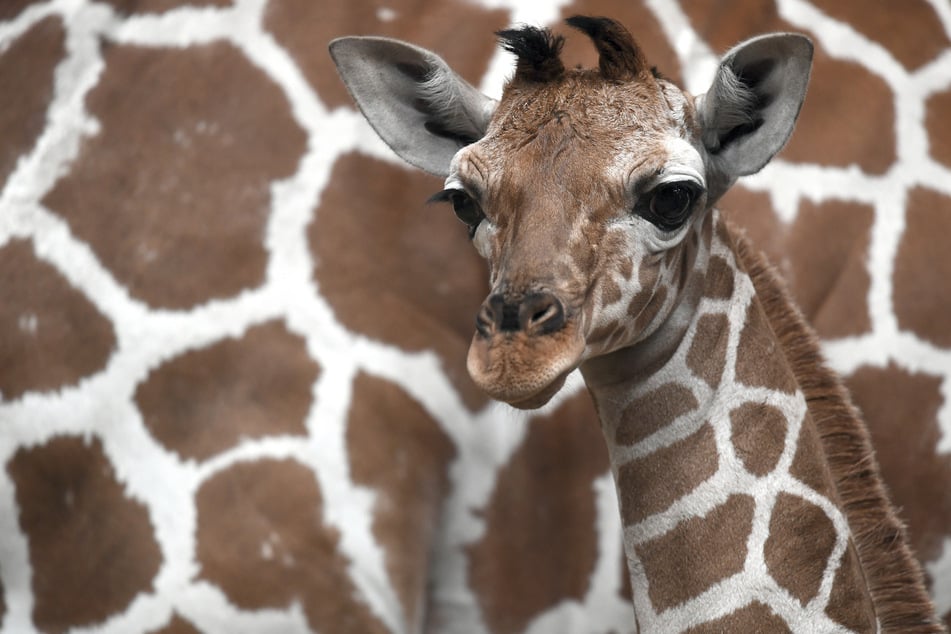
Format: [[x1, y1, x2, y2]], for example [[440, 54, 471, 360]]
[[699, 33, 813, 178]]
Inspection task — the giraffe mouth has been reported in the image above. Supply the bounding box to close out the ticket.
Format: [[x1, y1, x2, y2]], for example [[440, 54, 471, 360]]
[[465, 325, 585, 409]]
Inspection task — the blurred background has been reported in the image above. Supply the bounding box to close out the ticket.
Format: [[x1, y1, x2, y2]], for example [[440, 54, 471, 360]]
[[1, 0, 949, 632]]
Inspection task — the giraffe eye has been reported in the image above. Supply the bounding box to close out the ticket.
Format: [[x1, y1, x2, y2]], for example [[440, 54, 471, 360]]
[[639, 181, 702, 231], [430, 188, 485, 238]]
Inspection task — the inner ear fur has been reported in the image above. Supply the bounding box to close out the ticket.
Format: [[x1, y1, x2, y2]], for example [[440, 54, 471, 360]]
[[329, 36, 496, 176], [701, 33, 813, 179]]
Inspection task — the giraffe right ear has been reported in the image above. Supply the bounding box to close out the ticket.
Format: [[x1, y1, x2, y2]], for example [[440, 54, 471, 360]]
[[329, 37, 497, 177], [699, 33, 813, 179]]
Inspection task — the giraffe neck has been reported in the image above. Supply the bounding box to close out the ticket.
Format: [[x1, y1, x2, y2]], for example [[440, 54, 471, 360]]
[[581, 211, 879, 632]]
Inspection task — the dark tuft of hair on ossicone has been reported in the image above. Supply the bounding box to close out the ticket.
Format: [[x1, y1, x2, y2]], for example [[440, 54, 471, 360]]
[[496, 25, 566, 83], [565, 15, 649, 81]]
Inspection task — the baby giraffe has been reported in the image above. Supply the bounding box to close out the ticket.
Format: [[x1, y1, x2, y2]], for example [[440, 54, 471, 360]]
[[331, 16, 943, 632]]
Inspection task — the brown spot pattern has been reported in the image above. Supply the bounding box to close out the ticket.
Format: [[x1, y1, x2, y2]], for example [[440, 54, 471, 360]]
[[0, 239, 116, 401], [346, 372, 456, 630], [686, 313, 729, 388], [668, 244, 695, 299], [4, 3, 946, 631], [894, 187, 951, 348], [777, 50, 896, 175], [147, 614, 201, 634], [735, 301, 798, 394], [311, 153, 489, 410], [617, 423, 718, 526], [618, 257, 634, 280], [101, 0, 231, 14], [729, 402, 786, 476], [636, 494, 755, 612], [8, 436, 161, 633], [588, 320, 623, 348], [135, 321, 318, 462], [600, 275, 622, 306], [266, 0, 508, 109], [196, 458, 389, 633], [723, 193, 874, 339], [764, 493, 837, 605], [44, 42, 305, 309], [635, 285, 668, 335], [785, 199, 873, 338], [681, 0, 786, 53], [845, 363, 951, 565], [824, 542, 877, 632], [0, 0, 44, 20], [623, 239, 663, 334], [682, 0, 896, 174], [811, 0, 949, 71], [703, 255, 735, 300], [714, 214, 734, 250], [616, 383, 699, 445], [685, 601, 790, 633], [789, 415, 836, 499], [720, 187, 786, 269], [467, 393, 607, 634], [927, 87, 951, 168], [0, 17, 63, 190]]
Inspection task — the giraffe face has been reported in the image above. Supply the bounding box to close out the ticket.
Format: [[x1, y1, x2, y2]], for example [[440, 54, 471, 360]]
[[332, 18, 813, 410], [439, 72, 709, 408]]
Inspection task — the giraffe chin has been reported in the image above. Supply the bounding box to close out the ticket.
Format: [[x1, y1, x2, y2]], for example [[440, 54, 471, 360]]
[[505, 372, 570, 410], [465, 331, 584, 410]]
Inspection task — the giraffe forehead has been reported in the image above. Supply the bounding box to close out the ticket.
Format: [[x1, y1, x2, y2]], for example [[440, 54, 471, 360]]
[[458, 75, 701, 201], [469, 73, 673, 176], [491, 70, 672, 133]]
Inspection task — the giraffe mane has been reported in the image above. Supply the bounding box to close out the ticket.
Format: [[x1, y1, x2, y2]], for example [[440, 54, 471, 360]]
[[730, 221, 943, 633]]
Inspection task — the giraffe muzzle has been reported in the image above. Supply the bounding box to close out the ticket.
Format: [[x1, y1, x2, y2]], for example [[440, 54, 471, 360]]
[[475, 291, 567, 338], [467, 290, 584, 409]]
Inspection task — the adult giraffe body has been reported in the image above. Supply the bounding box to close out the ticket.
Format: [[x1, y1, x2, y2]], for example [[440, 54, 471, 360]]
[[332, 16, 945, 631]]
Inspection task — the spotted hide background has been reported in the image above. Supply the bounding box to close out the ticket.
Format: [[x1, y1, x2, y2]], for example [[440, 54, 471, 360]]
[[1, 0, 950, 632]]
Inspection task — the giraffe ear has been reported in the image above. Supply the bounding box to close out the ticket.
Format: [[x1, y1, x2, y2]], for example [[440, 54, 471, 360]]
[[699, 33, 813, 178], [329, 36, 497, 177]]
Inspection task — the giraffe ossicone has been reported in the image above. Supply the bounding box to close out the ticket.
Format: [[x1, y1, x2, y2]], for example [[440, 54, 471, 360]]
[[331, 15, 944, 632]]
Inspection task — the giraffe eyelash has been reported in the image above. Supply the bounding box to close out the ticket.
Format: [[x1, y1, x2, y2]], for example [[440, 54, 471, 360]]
[[428, 188, 486, 238], [427, 188, 459, 205]]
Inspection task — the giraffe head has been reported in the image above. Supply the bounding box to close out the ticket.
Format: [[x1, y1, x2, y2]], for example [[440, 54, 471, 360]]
[[331, 17, 812, 409]]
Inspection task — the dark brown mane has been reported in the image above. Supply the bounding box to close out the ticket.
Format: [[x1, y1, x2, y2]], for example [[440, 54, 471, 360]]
[[729, 221, 944, 632]]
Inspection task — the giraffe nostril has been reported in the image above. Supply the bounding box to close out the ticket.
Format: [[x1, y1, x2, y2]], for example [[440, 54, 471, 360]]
[[530, 305, 556, 327], [476, 298, 499, 336], [519, 293, 566, 335], [477, 294, 512, 335], [478, 292, 567, 336]]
